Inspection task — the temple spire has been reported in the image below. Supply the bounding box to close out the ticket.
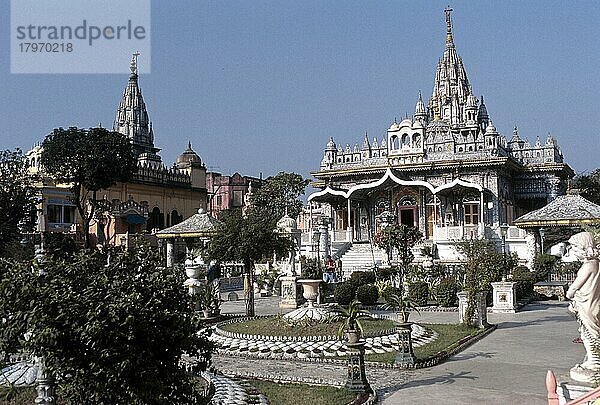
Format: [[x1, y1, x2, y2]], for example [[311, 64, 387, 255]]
[[444, 6, 454, 47], [427, 8, 473, 126], [114, 52, 162, 166]]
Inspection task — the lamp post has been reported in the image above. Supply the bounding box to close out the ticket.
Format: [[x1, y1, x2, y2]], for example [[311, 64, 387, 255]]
[[539, 227, 545, 255], [499, 223, 509, 281]]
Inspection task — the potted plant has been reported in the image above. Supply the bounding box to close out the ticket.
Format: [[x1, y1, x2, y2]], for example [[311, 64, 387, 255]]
[[382, 292, 420, 323], [331, 299, 371, 344]]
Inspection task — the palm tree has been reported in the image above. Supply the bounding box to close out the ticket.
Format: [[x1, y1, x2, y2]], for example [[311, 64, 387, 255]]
[[382, 293, 420, 323], [331, 299, 371, 341]]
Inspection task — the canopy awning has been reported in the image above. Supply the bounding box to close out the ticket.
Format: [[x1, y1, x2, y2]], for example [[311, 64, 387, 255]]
[[307, 167, 485, 203], [514, 194, 600, 228], [155, 208, 222, 238]]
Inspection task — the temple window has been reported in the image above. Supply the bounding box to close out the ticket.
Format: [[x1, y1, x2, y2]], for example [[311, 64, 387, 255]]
[[47, 204, 75, 224], [233, 190, 243, 207], [401, 134, 410, 146], [463, 202, 479, 225]]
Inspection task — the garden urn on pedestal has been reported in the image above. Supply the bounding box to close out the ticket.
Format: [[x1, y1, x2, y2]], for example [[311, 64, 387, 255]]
[[297, 279, 321, 307]]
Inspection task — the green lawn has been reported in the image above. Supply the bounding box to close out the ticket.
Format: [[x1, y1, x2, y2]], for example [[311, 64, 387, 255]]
[[364, 323, 483, 364], [248, 380, 357, 405], [220, 316, 395, 337]]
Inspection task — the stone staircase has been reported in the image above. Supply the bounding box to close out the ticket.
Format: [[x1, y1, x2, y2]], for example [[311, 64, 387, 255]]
[[339, 242, 385, 279]]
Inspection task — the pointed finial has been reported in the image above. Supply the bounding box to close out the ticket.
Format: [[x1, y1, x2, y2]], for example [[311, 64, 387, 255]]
[[188, 140, 192, 149], [444, 6, 454, 43], [130, 51, 140, 75]]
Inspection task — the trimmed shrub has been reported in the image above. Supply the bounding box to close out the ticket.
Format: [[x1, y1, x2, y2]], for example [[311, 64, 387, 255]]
[[349, 271, 376, 287], [512, 266, 536, 300], [382, 286, 402, 303], [435, 277, 458, 307], [408, 281, 429, 306], [376, 267, 396, 281], [356, 284, 379, 306], [334, 282, 356, 305]]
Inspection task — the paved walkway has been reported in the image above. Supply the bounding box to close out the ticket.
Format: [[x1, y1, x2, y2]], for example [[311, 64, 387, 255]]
[[218, 298, 583, 404]]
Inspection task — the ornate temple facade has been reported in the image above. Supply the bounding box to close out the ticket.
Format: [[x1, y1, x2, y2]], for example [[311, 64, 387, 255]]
[[27, 54, 208, 246], [308, 10, 574, 264]]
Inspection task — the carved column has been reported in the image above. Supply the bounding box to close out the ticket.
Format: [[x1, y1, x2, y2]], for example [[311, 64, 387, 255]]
[[345, 341, 371, 393], [546, 177, 562, 203]]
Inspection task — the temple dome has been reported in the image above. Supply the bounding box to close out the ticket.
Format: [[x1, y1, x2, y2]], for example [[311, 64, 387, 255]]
[[176, 142, 202, 167]]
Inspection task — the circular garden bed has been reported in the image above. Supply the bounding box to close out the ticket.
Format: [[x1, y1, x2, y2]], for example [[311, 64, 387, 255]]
[[219, 316, 396, 338]]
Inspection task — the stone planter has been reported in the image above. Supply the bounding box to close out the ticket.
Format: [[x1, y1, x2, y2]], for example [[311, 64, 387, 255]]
[[345, 329, 361, 344], [297, 279, 321, 307], [185, 264, 203, 279]]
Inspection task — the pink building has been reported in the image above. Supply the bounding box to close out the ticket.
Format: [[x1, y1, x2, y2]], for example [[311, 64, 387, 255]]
[[206, 172, 261, 217]]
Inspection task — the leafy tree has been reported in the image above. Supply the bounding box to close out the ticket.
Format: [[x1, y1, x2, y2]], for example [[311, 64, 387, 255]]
[[0, 245, 212, 404], [249, 172, 310, 219], [373, 224, 423, 288], [574, 169, 600, 205], [0, 149, 37, 257], [454, 239, 514, 325], [40, 127, 137, 247], [207, 207, 292, 316]]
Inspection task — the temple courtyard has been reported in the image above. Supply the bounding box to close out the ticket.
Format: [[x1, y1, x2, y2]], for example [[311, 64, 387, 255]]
[[212, 297, 579, 404]]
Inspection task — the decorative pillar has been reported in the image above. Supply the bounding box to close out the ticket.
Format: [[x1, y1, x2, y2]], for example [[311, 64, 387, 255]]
[[457, 291, 488, 328], [491, 282, 517, 313], [546, 177, 561, 203], [319, 219, 329, 261], [395, 323, 416, 365], [479, 191, 485, 237], [279, 276, 301, 309], [524, 229, 538, 269], [346, 199, 353, 242], [35, 356, 55, 405], [345, 341, 371, 393], [166, 239, 175, 268]]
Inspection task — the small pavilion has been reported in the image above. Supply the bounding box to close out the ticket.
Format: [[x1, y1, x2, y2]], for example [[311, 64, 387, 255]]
[[156, 208, 222, 267], [514, 193, 600, 264]]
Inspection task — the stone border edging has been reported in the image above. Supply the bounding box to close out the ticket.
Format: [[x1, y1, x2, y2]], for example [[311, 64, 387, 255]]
[[213, 315, 397, 341], [214, 323, 495, 370], [216, 368, 378, 405]]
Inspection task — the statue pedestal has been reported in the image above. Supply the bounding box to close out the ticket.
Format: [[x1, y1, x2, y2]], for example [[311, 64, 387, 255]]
[[279, 276, 301, 309], [345, 341, 371, 393], [457, 291, 489, 328], [395, 323, 415, 365], [491, 282, 517, 313]]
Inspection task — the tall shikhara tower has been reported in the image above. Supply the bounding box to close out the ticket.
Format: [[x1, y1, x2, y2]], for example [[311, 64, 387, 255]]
[[113, 52, 162, 168], [427, 7, 487, 131]]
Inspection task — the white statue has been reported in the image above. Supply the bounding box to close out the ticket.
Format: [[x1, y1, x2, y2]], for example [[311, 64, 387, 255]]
[[566, 231, 600, 384]]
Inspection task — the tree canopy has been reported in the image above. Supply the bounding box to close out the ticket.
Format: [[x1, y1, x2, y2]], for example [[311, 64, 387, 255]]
[[249, 172, 310, 219], [207, 207, 293, 316], [574, 169, 600, 206], [0, 245, 212, 404], [40, 127, 137, 247], [454, 239, 516, 324], [0, 149, 37, 257]]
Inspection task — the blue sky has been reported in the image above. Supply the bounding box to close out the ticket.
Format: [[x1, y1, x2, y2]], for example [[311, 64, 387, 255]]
[[1, 1, 599, 186]]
